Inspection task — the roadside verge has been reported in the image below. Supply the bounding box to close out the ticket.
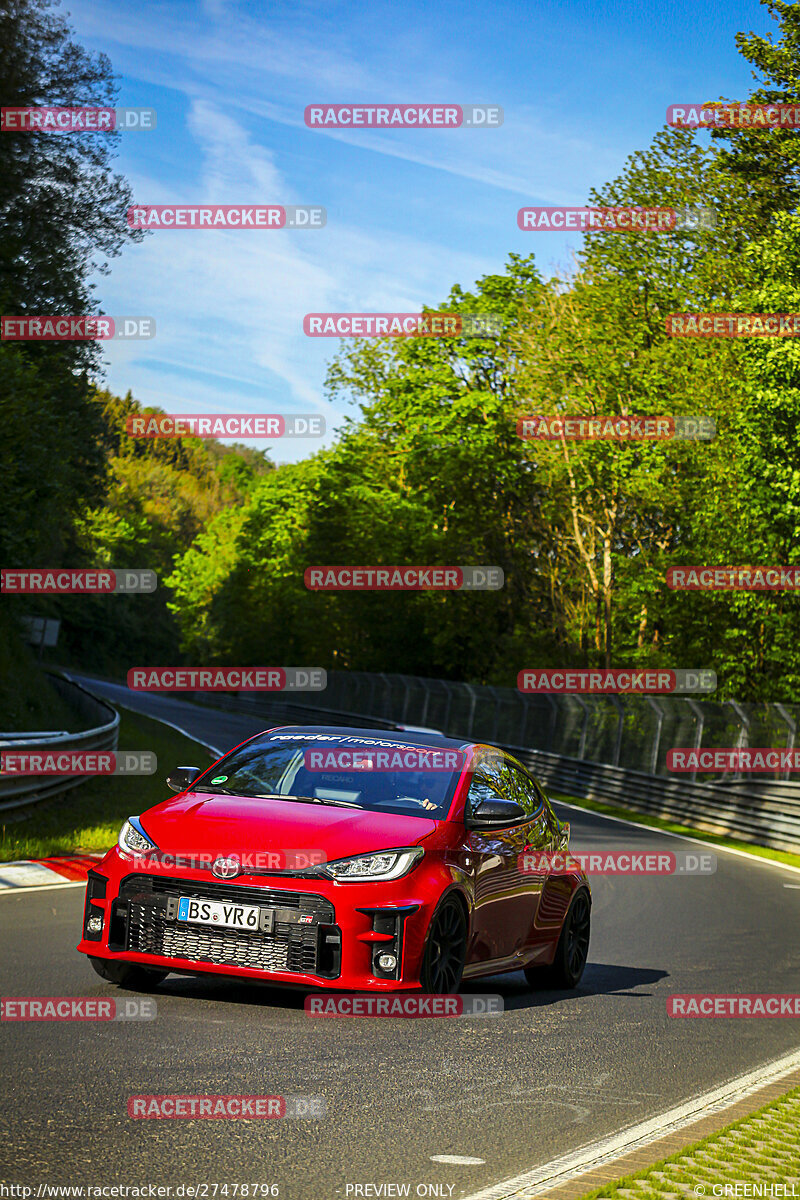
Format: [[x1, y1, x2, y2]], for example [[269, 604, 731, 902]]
[[0, 705, 213, 889]]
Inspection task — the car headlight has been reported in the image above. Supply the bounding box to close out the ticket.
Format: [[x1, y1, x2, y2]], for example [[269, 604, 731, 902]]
[[315, 847, 424, 882], [117, 816, 158, 858]]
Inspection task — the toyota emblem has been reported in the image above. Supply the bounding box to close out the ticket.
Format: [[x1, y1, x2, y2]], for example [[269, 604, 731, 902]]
[[212, 856, 241, 880]]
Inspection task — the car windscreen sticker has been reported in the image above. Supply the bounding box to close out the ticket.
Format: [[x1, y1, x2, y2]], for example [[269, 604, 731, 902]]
[[268, 733, 423, 750], [210, 775, 228, 784]]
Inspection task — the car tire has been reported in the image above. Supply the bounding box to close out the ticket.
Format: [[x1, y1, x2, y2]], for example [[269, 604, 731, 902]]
[[525, 888, 591, 990], [420, 896, 468, 994], [89, 956, 169, 989]]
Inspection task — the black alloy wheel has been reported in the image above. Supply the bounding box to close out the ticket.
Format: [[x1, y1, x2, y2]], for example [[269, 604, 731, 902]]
[[525, 888, 591, 990], [420, 897, 468, 994]]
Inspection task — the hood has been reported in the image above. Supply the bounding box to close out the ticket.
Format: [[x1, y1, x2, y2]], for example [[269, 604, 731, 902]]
[[138, 790, 439, 863]]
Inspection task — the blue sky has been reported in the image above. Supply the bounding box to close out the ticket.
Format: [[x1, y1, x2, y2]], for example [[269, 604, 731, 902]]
[[68, 0, 774, 463]]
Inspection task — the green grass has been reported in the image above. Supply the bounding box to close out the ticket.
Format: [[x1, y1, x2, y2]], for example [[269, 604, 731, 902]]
[[0, 707, 214, 861], [578, 1086, 800, 1198], [550, 790, 800, 871]]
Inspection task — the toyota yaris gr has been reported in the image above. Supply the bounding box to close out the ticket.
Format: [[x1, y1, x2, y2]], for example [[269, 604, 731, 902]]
[[78, 727, 591, 994]]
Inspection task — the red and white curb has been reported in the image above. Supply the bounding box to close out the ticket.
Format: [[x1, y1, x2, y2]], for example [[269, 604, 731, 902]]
[[0, 853, 104, 892]]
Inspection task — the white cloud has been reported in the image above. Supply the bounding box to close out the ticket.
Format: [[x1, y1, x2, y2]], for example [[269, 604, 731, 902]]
[[68, 0, 622, 201], [98, 97, 492, 460]]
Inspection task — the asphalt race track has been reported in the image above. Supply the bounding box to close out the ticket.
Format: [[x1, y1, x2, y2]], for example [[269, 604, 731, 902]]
[[1, 678, 799, 1197]]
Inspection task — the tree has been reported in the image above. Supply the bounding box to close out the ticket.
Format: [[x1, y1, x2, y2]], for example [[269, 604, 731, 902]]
[[167, 257, 561, 679], [710, 0, 800, 229], [46, 390, 273, 674], [663, 212, 800, 700], [512, 129, 745, 667], [0, 0, 142, 566]]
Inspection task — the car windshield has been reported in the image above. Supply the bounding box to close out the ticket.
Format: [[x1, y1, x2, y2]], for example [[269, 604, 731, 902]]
[[190, 735, 462, 819]]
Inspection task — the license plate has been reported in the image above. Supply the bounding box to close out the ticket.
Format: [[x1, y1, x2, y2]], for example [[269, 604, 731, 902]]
[[177, 897, 266, 931]]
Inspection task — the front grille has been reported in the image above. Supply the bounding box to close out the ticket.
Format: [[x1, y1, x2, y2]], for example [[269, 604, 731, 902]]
[[145, 875, 331, 913], [113, 874, 340, 977]]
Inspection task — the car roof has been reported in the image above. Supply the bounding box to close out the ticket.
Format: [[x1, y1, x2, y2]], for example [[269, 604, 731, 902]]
[[258, 724, 473, 751]]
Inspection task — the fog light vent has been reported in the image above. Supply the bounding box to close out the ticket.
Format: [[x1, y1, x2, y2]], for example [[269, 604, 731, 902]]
[[357, 904, 420, 981]]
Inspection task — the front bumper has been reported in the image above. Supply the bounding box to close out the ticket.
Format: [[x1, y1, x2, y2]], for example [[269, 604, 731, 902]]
[[77, 855, 444, 991]]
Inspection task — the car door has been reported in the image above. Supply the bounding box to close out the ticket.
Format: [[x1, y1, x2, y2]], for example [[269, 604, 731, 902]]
[[462, 777, 520, 964], [527, 777, 574, 936], [464, 772, 527, 965], [491, 759, 555, 955]]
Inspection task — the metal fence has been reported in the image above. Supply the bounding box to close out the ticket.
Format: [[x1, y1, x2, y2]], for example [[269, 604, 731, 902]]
[[0, 675, 119, 815], [283, 672, 800, 785]]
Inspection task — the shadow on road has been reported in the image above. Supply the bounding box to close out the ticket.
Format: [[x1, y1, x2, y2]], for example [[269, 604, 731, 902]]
[[105, 960, 668, 1013], [461, 962, 670, 1011]]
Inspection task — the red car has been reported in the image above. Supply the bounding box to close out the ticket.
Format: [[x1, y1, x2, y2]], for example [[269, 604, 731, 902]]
[[78, 727, 591, 994]]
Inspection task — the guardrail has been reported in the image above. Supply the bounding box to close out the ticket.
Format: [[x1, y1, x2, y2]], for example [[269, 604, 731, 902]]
[[506, 749, 800, 855], [0, 675, 120, 815], [180, 671, 800, 854]]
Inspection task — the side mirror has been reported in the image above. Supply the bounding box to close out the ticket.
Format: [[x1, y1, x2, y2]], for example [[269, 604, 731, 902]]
[[467, 797, 526, 829], [166, 766, 201, 793], [558, 820, 570, 850]]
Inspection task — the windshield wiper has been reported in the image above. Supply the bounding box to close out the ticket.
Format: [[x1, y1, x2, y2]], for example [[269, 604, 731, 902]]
[[191, 789, 363, 808], [253, 793, 363, 808]]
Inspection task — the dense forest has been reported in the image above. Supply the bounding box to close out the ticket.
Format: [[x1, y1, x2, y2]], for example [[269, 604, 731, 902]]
[[4, 0, 800, 699]]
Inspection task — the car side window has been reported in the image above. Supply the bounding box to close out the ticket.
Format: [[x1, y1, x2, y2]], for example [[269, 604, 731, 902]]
[[498, 762, 561, 850], [464, 774, 503, 819], [497, 762, 541, 817], [533, 780, 561, 840], [466, 754, 547, 830], [471, 752, 506, 794]]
